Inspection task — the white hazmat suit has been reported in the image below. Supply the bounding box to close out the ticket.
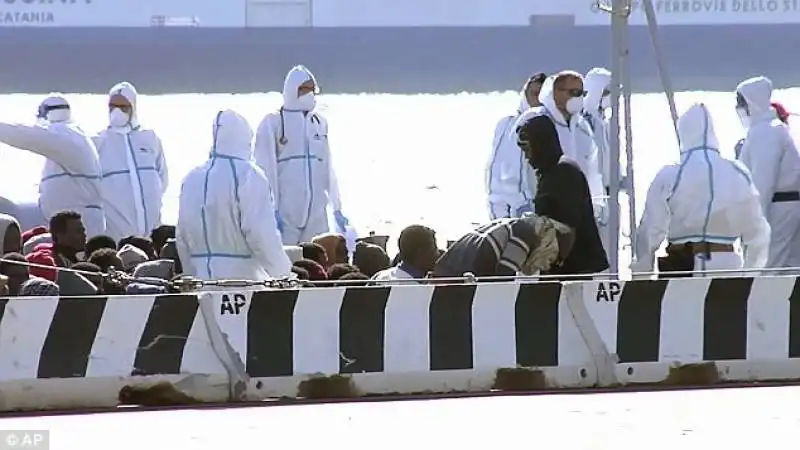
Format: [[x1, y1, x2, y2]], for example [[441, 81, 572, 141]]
[[176, 110, 292, 281], [93, 81, 168, 241], [537, 75, 608, 249], [582, 68, 615, 193], [631, 103, 770, 276], [0, 94, 106, 237], [736, 76, 800, 269], [485, 84, 536, 219], [254, 65, 347, 245], [583, 68, 615, 254]]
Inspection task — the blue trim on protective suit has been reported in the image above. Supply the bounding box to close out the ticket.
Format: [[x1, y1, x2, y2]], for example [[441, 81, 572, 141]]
[[303, 125, 314, 230], [102, 167, 157, 178], [274, 113, 319, 232], [200, 112, 222, 278], [227, 157, 256, 255], [123, 134, 149, 231], [197, 117, 254, 271], [669, 106, 735, 247], [276, 154, 323, 163], [41, 172, 100, 182]]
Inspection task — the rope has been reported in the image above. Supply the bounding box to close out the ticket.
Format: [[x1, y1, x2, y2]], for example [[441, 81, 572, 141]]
[[3, 255, 795, 295]]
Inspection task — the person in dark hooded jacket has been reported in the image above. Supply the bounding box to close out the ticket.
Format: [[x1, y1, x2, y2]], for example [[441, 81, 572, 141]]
[[516, 112, 609, 277]]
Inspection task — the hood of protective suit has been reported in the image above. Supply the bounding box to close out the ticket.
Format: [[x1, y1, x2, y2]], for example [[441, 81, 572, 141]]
[[282, 65, 318, 110], [108, 81, 140, 128], [736, 76, 773, 117], [677, 103, 719, 154], [210, 109, 254, 160], [517, 92, 530, 114], [37, 93, 71, 123], [516, 112, 563, 171], [537, 76, 563, 123], [584, 68, 611, 112]]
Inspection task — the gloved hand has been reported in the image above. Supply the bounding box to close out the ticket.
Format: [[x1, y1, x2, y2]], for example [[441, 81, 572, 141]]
[[333, 210, 349, 233], [514, 203, 534, 218], [275, 210, 284, 234]]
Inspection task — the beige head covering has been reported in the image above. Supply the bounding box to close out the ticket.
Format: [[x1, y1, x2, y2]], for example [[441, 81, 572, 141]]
[[0, 213, 20, 253], [117, 244, 149, 272], [519, 214, 574, 275]]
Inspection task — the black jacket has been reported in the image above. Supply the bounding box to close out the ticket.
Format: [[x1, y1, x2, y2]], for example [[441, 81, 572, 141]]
[[518, 114, 609, 276]]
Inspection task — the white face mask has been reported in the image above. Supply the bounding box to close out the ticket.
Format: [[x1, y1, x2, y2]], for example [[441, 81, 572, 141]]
[[566, 96, 584, 115], [600, 95, 611, 110], [109, 108, 130, 128], [297, 93, 316, 111], [736, 107, 750, 129], [46, 108, 71, 123]]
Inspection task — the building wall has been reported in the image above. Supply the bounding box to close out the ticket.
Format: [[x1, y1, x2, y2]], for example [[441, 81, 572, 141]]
[[1, 25, 798, 94], [2, 0, 799, 27]]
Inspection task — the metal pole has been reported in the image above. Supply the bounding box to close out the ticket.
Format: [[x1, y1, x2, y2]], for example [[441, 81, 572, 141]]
[[619, 2, 637, 256], [642, 0, 679, 140], [607, 0, 627, 276]]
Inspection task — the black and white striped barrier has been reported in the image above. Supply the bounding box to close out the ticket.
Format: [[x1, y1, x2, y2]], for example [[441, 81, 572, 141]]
[[2, 276, 800, 410]]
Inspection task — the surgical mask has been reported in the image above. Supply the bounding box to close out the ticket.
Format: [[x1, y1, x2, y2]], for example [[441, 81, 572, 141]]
[[45, 108, 71, 123], [736, 107, 750, 129], [600, 96, 611, 110], [297, 93, 316, 111], [109, 108, 130, 128], [566, 96, 584, 115]]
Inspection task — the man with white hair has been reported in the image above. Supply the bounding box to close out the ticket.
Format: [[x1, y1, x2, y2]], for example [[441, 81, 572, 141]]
[[93, 81, 169, 241], [0, 94, 105, 237]]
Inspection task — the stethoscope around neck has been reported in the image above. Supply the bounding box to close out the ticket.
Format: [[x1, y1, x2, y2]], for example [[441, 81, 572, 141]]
[[279, 107, 289, 145], [277, 107, 319, 145]]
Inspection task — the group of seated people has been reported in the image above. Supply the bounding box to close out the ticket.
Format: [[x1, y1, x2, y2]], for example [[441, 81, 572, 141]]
[[0, 209, 443, 297]]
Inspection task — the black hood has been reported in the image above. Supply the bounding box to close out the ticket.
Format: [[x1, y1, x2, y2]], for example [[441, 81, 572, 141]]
[[516, 114, 563, 171]]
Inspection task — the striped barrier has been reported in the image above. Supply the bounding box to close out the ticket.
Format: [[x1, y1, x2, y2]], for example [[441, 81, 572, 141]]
[[2, 276, 800, 410]]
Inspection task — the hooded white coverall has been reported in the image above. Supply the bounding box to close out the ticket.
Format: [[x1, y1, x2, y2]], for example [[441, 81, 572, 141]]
[[485, 86, 537, 219], [736, 76, 800, 269], [631, 103, 770, 276], [176, 109, 292, 281], [0, 94, 106, 237], [582, 68, 614, 193], [537, 76, 608, 249], [583, 68, 615, 254], [254, 65, 345, 245], [93, 82, 169, 241]]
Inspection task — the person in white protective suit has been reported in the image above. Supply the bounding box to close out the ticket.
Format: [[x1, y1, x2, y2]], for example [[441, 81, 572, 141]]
[[0, 94, 106, 238], [582, 67, 615, 254], [93, 82, 169, 241], [537, 72, 609, 252], [735, 76, 800, 269], [630, 103, 770, 277], [254, 65, 350, 245], [485, 73, 545, 219], [582, 68, 615, 196], [176, 109, 293, 281]]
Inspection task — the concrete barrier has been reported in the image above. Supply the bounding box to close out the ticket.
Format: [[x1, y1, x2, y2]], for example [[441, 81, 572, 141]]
[[4, 276, 800, 410], [0, 293, 238, 410]]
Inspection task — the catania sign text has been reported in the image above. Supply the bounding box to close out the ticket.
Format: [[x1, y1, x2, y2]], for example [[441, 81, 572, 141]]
[[1, 0, 91, 25]]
